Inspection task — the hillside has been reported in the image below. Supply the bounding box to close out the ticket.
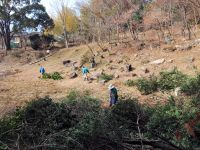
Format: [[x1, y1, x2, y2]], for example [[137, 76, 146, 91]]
[[1, 38, 200, 117]]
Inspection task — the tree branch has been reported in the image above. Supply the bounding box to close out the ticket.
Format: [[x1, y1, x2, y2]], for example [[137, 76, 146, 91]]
[[123, 139, 179, 150]]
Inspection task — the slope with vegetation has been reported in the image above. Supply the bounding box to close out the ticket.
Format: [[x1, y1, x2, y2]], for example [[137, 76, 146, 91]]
[[0, 88, 200, 150], [1, 0, 200, 149]]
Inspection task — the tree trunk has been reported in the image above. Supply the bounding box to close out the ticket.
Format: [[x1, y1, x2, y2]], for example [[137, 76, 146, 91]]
[[63, 26, 68, 48], [5, 41, 11, 50], [183, 6, 191, 40], [109, 28, 111, 49], [156, 30, 161, 45], [1, 37, 4, 49], [128, 22, 135, 40], [117, 24, 119, 43], [98, 19, 101, 42], [156, 19, 165, 41], [169, 0, 173, 36], [0, 22, 11, 51], [24, 38, 27, 50], [92, 33, 95, 43], [4, 32, 11, 50]]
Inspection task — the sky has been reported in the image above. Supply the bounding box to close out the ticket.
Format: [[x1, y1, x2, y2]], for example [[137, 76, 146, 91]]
[[40, 0, 81, 15]]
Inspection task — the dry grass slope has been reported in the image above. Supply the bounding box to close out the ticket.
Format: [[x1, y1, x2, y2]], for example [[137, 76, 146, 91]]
[[1, 39, 200, 116]]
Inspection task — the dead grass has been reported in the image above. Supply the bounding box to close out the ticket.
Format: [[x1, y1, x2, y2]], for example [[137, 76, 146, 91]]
[[1, 38, 200, 116]]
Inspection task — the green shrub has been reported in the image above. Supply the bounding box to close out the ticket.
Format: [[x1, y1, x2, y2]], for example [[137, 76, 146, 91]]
[[29, 34, 54, 50], [111, 99, 148, 130], [1, 92, 200, 150], [49, 92, 105, 150], [194, 123, 200, 139], [42, 72, 51, 79], [147, 96, 199, 149], [126, 69, 188, 94], [133, 11, 143, 22], [62, 90, 101, 121], [191, 94, 200, 107], [67, 99, 148, 150], [42, 72, 63, 80], [98, 73, 113, 82], [0, 97, 76, 149], [133, 76, 158, 95], [29, 34, 41, 50], [51, 72, 63, 80], [181, 74, 200, 96], [158, 69, 187, 91], [132, 5, 143, 22], [125, 79, 135, 87]]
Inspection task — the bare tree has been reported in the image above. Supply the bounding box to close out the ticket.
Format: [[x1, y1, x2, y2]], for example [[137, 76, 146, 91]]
[[52, 0, 69, 48]]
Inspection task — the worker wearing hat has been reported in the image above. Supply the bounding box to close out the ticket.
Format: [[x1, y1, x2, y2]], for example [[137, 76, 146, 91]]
[[108, 84, 118, 107]]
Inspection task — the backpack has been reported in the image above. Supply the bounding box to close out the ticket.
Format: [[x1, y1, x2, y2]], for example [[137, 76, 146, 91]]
[[111, 88, 118, 97]]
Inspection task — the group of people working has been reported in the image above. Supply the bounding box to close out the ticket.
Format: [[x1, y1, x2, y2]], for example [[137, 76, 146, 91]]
[[39, 64, 118, 107]]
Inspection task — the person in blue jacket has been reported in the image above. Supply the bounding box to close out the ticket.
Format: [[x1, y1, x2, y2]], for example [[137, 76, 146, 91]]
[[40, 66, 45, 75], [108, 84, 118, 107], [82, 66, 89, 81]]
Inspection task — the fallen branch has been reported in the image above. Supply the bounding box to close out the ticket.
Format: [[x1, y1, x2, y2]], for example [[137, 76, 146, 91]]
[[29, 52, 56, 65], [29, 144, 67, 149], [123, 139, 179, 150], [137, 114, 144, 150]]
